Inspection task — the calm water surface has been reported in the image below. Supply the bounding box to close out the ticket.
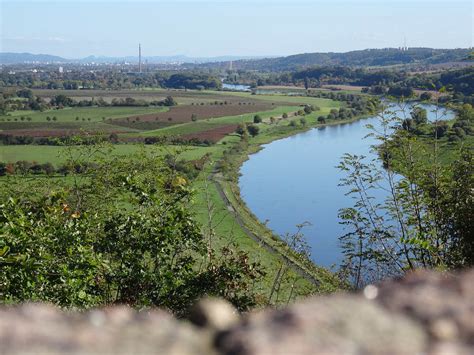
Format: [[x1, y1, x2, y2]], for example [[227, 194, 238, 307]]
[[222, 83, 251, 91], [238, 103, 455, 268]]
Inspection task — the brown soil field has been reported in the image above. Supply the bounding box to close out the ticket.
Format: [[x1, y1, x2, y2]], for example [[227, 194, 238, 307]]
[[110, 100, 274, 130], [180, 124, 239, 143]]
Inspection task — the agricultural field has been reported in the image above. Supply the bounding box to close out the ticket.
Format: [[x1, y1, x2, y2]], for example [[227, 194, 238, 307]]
[[0, 88, 344, 164], [1, 89, 308, 139]]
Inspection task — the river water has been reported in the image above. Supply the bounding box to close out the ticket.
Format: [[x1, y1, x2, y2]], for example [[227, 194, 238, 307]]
[[238, 103, 455, 268], [222, 83, 251, 91]]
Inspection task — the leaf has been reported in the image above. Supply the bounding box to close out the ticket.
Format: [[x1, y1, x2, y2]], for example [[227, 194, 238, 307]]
[[0, 246, 10, 257]]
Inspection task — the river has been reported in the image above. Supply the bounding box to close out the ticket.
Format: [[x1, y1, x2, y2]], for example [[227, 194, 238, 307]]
[[222, 83, 251, 92], [238, 103, 455, 268]]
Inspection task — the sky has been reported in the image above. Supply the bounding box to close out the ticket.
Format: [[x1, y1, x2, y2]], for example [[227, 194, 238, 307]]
[[1, 0, 473, 58]]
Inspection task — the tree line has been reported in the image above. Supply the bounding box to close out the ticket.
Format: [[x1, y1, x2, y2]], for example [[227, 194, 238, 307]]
[[0, 70, 222, 91]]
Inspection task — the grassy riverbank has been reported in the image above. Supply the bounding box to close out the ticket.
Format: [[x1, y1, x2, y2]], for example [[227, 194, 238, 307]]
[[201, 112, 375, 294]]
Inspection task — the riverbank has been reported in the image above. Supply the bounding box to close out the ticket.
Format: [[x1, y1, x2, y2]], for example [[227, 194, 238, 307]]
[[225, 100, 462, 270], [209, 109, 375, 285]]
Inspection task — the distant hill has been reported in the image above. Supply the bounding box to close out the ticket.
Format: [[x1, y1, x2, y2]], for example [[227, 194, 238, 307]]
[[194, 48, 473, 71], [2, 48, 471, 68], [0, 52, 69, 64], [0, 52, 270, 65], [78, 54, 269, 64]]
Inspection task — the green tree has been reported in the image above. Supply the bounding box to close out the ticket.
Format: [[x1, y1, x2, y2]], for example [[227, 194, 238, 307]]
[[253, 115, 262, 123], [236, 123, 246, 136], [163, 96, 177, 106], [247, 124, 260, 137]]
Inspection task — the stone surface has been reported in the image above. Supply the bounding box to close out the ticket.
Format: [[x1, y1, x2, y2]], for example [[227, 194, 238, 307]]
[[189, 298, 240, 331], [0, 304, 214, 355], [215, 296, 426, 355], [375, 269, 474, 355], [1, 269, 473, 355]]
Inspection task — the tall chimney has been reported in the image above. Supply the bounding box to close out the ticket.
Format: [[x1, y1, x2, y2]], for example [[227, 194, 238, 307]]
[[139, 43, 142, 73]]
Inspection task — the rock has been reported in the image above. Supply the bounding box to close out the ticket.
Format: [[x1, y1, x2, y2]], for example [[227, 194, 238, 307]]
[[0, 303, 215, 355], [1, 269, 473, 355], [375, 269, 474, 353], [215, 296, 427, 355], [188, 298, 239, 331]]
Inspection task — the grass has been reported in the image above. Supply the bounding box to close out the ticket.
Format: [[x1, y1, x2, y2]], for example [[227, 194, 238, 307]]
[[0, 106, 169, 123], [0, 143, 219, 165], [218, 91, 342, 109], [400, 134, 474, 165]]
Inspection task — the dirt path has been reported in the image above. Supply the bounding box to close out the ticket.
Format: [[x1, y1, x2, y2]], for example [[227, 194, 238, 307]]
[[210, 171, 321, 287]]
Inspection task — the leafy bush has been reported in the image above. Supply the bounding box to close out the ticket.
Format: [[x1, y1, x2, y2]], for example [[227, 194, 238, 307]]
[[0, 145, 265, 314], [246, 124, 260, 137]]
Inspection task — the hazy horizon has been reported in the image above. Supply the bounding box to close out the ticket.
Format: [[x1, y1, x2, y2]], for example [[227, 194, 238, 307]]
[[2, 0, 473, 58]]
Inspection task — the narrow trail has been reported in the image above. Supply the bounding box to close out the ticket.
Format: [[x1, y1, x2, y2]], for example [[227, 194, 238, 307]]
[[209, 170, 321, 287]]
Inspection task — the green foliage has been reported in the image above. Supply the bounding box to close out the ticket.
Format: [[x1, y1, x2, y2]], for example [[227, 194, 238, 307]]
[[253, 114, 262, 123], [338, 103, 474, 287], [163, 96, 178, 107], [411, 107, 428, 125], [236, 123, 246, 136], [246, 124, 260, 137], [0, 145, 266, 313], [165, 73, 222, 90]]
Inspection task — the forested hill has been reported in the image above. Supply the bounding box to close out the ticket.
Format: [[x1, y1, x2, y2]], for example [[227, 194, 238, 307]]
[[194, 48, 472, 71], [0, 52, 69, 64]]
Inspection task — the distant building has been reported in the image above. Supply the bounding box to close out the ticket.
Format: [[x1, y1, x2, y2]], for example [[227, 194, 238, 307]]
[[59, 66, 64, 73]]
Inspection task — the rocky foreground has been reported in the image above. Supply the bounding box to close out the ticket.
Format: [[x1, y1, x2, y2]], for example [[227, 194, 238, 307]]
[[1, 269, 473, 355]]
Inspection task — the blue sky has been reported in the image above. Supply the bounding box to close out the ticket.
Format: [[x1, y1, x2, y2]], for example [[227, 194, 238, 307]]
[[1, 0, 472, 58]]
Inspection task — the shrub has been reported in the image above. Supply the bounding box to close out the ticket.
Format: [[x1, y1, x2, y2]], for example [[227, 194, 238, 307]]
[[247, 124, 260, 137], [236, 124, 246, 136], [0, 150, 266, 314], [253, 115, 262, 123]]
